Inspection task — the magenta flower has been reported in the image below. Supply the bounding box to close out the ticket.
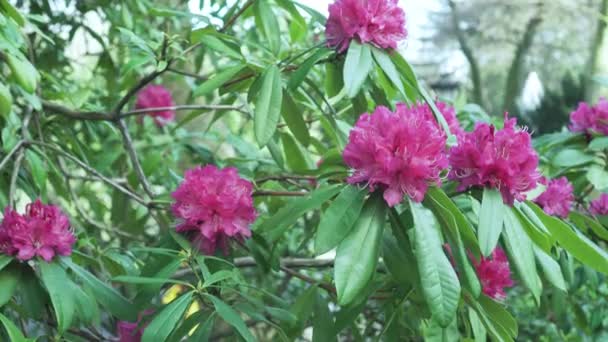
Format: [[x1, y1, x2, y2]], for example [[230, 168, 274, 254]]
[[117, 310, 153, 342], [0, 200, 75, 262], [135, 85, 176, 127], [171, 165, 257, 254], [590, 193, 608, 216], [412, 101, 464, 138], [472, 248, 514, 300], [448, 115, 540, 205], [534, 177, 574, 218], [569, 98, 608, 135], [325, 0, 407, 53], [343, 103, 448, 207]]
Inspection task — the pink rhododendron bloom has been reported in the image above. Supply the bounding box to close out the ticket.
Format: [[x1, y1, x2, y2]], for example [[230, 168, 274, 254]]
[[569, 98, 608, 135], [117, 310, 154, 342], [325, 0, 407, 53], [590, 193, 608, 216], [412, 101, 464, 138], [534, 177, 574, 218], [472, 247, 514, 300], [135, 85, 176, 127], [342, 103, 448, 207], [448, 115, 540, 205], [171, 165, 257, 254], [0, 200, 75, 262]]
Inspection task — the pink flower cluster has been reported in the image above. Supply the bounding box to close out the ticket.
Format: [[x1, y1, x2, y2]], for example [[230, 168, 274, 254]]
[[448, 115, 540, 205], [412, 101, 464, 138], [343, 103, 448, 207], [534, 177, 574, 218], [472, 248, 514, 300], [135, 85, 176, 127], [0, 200, 75, 262], [325, 0, 407, 53], [569, 98, 608, 135], [590, 193, 608, 216], [117, 310, 153, 342], [171, 165, 257, 254]]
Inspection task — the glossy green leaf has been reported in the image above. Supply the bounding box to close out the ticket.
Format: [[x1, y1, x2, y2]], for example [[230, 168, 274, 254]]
[[0, 83, 12, 118], [26, 150, 47, 193], [552, 148, 595, 167], [410, 201, 460, 327], [192, 65, 244, 98], [588, 136, 608, 151], [526, 202, 608, 275], [0, 0, 25, 26], [289, 48, 331, 90], [533, 247, 567, 292], [6, 54, 39, 93], [254, 65, 283, 147], [569, 211, 608, 241], [62, 259, 137, 321], [0, 255, 12, 273], [254, 0, 281, 54], [315, 185, 367, 254], [0, 313, 29, 342], [502, 208, 541, 303], [39, 262, 75, 333], [468, 309, 487, 342], [478, 295, 518, 338], [281, 92, 311, 146], [206, 294, 256, 342], [196, 34, 242, 59], [142, 291, 193, 342], [281, 132, 310, 172], [586, 165, 608, 192], [343, 41, 372, 98], [259, 184, 343, 241], [0, 266, 18, 307], [371, 47, 407, 99], [113, 276, 191, 287], [313, 293, 336, 342], [335, 194, 386, 305], [479, 188, 505, 257]]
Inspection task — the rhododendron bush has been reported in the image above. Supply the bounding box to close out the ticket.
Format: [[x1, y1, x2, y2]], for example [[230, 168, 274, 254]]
[[1, 1, 608, 341]]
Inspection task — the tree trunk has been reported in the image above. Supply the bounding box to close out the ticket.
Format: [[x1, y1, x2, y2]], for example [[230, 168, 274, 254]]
[[584, 0, 608, 101], [502, 7, 543, 115], [448, 0, 484, 108]]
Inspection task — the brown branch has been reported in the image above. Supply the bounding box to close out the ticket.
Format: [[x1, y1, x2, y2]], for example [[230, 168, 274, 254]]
[[252, 190, 309, 197], [255, 174, 316, 184], [220, 0, 257, 32], [116, 119, 154, 198], [280, 266, 336, 294], [167, 67, 208, 80], [112, 69, 169, 116], [119, 104, 246, 119], [42, 100, 108, 121], [0, 140, 26, 173]]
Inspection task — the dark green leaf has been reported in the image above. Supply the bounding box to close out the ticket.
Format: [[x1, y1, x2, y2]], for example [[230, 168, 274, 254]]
[[206, 294, 256, 342], [534, 247, 567, 292], [569, 211, 608, 241], [254, 65, 283, 147], [0, 255, 12, 272], [113, 276, 191, 287], [410, 201, 460, 327], [0, 266, 18, 307], [371, 47, 406, 99], [288, 48, 331, 90], [343, 41, 372, 98], [552, 149, 595, 167], [39, 262, 75, 333], [192, 65, 245, 97], [479, 188, 505, 256], [281, 92, 311, 146], [335, 193, 386, 305], [254, 0, 281, 54], [142, 292, 194, 342], [281, 132, 310, 172], [313, 293, 336, 342], [315, 185, 367, 254], [0, 313, 29, 342]]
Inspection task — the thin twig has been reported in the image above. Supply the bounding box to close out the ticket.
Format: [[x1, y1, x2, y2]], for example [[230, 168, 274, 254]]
[[255, 174, 316, 184], [220, 0, 257, 32], [280, 265, 336, 294], [119, 104, 246, 119], [29, 140, 147, 206], [115, 119, 155, 198], [9, 150, 25, 207], [42, 100, 108, 121], [0, 140, 26, 173], [167, 67, 208, 80], [112, 69, 168, 116], [252, 190, 309, 197]]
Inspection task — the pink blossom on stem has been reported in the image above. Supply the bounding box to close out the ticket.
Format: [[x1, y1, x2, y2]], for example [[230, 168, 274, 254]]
[[534, 177, 574, 218], [135, 85, 176, 127], [171, 165, 257, 254], [325, 0, 407, 53], [448, 114, 540, 205], [472, 247, 514, 300], [342, 103, 448, 207], [0, 200, 75, 262], [569, 98, 608, 135], [412, 101, 464, 138], [590, 193, 608, 216], [117, 310, 154, 342]]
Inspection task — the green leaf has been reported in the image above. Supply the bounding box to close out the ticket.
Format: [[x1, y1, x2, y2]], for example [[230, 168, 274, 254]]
[[343, 41, 373, 98], [569, 211, 608, 241], [0, 313, 29, 342], [5, 54, 39, 93], [26, 150, 47, 193], [281, 132, 310, 172], [39, 262, 75, 333], [315, 185, 367, 254], [258, 184, 343, 241], [526, 202, 608, 275], [313, 293, 336, 342], [424, 188, 481, 297], [552, 148, 595, 167], [0, 255, 12, 272], [189, 313, 216, 342], [588, 136, 608, 151], [382, 231, 419, 288], [288, 48, 332, 90], [418, 87, 456, 145], [206, 294, 256, 342], [371, 48, 407, 99], [142, 291, 194, 342], [62, 259, 137, 321], [478, 295, 518, 338], [254, 0, 281, 54], [281, 92, 310, 146], [479, 188, 505, 257], [586, 165, 608, 192], [533, 247, 566, 292], [192, 65, 245, 97], [70, 282, 100, 326], [502, 208, 541, 303], [113, 276, 191, 287], [254, 65, 283, 147], [0, 83, 13, 118], [0, 266, 18, 307], [468, 309, 487, 342], [410, 201, 461, 327], [203, 269, 235, 287], [0, 0, 25, 26], [335, 193, 386, 305]]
